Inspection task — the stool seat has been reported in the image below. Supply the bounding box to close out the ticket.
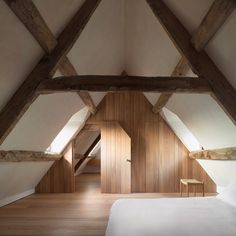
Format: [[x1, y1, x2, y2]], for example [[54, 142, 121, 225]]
[[181, 179, 203, 185]]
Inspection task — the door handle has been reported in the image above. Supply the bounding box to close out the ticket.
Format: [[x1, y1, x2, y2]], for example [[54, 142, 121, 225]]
[[126, 159, 131, 163]]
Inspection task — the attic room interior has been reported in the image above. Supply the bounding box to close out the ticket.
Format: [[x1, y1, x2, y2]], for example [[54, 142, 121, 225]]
[[0, 0, 236, 235]]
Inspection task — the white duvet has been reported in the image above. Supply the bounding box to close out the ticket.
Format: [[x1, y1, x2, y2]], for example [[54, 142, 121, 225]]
[[106, 197, 236, 236]]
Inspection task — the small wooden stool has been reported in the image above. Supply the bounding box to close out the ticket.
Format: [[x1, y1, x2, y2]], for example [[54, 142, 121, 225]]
[[180, 179, 204, 197]]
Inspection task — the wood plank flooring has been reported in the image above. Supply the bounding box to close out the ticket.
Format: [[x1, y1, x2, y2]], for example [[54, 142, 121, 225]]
[[0, 174, 215, 236]]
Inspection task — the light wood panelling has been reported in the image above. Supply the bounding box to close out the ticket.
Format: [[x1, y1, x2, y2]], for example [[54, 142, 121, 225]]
[[36, 143, 75, 193], [89, 92, 216, 193], [101, 122, 131, 194]]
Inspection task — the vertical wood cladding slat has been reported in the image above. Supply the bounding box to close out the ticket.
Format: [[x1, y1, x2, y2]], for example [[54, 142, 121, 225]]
[[100, 122, 131, 193], [88, 92, 216, 193]]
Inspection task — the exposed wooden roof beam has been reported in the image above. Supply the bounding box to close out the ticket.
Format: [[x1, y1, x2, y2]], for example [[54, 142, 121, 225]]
[[147, 0, 236, 124], [153, 57, 190, 113], [191, 0, 236, 51], [171, 57, 191, 77], [37, 75, 211, 93], [77, 91, 97, 114], [152, 94, 172, 114], [0, 0, 101, 144], [151, 0, 236, 114], [75, 134, 101, 171], [4, 0, 97, 114], [190, 147, 236, 160], [0, 150, 62, 162], [4, 0, 56, 53]]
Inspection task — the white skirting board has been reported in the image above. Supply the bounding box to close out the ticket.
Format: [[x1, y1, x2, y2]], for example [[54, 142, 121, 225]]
[[0, 189, 35, 207]]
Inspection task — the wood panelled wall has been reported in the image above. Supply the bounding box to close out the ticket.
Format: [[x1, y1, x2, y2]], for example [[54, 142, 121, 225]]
[[36, 143, 75, 193], [88, 92, 216, 193], [101, 122, 131, 194]]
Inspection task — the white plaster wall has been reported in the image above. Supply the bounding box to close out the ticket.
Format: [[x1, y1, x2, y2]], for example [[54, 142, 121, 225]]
[[0, 93, 85, 151], [198, 160, 236, 192], [164, 0, 214, 34], [0, 162, 53, 205], [124, 0, 181, 105], [144, 93, 161, 106], [35, 0, 125, 74], [206, 10, 236, 90], [163, 0, 236, 89], [48, 107, 91, 153], [89, 92, 106, 106], [68, 0, 125, 75], [167, 94, 236, 149], [33, 0, 86, 37], [0, 1, 43, 110], [161, 108, 202, 151], [125, 0, 180, 76]]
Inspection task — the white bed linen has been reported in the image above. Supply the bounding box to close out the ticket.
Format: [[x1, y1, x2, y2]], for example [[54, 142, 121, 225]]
[[106, 197, 236, 236]]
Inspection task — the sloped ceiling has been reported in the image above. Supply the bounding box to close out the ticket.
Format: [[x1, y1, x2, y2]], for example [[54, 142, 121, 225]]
[[0, 93, 85, 151], [1, 0, 235, 152], [0, 0, 236, 201], [0, 1, 43, 110], [166, 94, 236, 150], [34, 0, 125, 75], [206, 9, 236, 89], [0, 0, 125, 151], [33, 0, 86, 38], [164, 0, 214, 34], [125, 0, 236, 148], [125, 0, 180, 76]]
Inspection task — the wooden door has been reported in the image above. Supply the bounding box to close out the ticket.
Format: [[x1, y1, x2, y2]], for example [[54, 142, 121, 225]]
[[101, 122, 131, 193]]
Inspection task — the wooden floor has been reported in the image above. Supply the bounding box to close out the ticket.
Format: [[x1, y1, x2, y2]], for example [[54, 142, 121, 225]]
[[0, 173, 212, 236]]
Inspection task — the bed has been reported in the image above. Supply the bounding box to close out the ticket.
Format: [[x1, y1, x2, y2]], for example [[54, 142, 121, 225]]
[[106, 183, 236, 236]]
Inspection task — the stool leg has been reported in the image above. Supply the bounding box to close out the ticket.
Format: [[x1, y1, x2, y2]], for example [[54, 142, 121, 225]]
[[194, 185, 196, 197], [187, 184, 189, 197], [203, 184, 205, 197], [180, 182, 182, 197]]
